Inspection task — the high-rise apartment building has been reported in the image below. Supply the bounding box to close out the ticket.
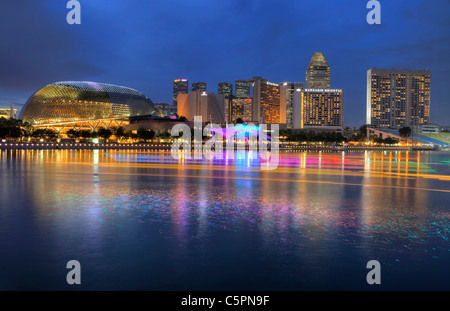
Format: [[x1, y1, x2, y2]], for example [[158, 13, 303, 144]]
[[305, 52, 330, 89], [248, 77, 280, 124], [173, 79, 189, 108], [218, 82, 233, 98], [192, 82, 207, 92], [235, 80, 251, 98], [367, 68, 431, 129]]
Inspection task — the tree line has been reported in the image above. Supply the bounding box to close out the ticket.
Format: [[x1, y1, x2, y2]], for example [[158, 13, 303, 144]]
[[0, 118, 163, 142], [1, 117, 414, 144]]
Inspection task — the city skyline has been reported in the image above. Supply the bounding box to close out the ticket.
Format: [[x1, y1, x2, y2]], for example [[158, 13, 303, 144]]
[[0, 0, 448, 127]]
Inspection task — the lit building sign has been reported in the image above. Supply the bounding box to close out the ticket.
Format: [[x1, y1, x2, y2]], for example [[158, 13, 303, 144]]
[[304, 89, 342, 93]]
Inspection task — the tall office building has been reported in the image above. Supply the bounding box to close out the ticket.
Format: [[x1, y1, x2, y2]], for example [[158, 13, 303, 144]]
[[293, 88, 343, 130], [192, 82, 207, 92], [280, 82, 304, 128], [367, 68, 431, 129], [218, 82, 233, 98], [226, 98, 252, 123], [248, 76, 280, 124], [292, 52, 343, 132], [173, 79, 189, 108], [235, 80, 251, 98], [305, 52, 330, 89], [177, 90, 225, 124]]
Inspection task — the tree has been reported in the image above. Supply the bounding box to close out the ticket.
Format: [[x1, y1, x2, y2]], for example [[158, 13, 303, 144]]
[[234, 117, 244, 124], [399, 126, 412, 138], [79, 130, 92, 140], [97, 128, 113, 141], [137, 128, 155, 142], [66, 129, 79, 140], [352, 124, 369, 142], [113, 126, 126, 141], [31, 128, 57, 140], [20, 121, 33, 140], [157, 131, 171, 139], [0, 118, 30, 140], [43, 129, 57, 139], [383, 137, 398, 145]]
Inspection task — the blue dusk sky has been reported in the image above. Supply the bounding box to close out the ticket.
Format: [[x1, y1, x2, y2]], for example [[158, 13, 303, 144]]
[[0, 0, 448, 127]]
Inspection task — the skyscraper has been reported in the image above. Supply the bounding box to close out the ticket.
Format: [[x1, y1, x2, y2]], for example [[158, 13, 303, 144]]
[[177, 90, 225, 124], [173, 79, 189, 108], [291, 53, 343, 132], [235, 80, 251, 98], [280, 82, 304, 128], [192, 82, 207, 92], [293, 88, 344, 130], [218, 82, 233, 98], [367, 68, 431, 129], [305, 52, 330, 89], [227, 98, 252, 123], [248, 76, 280, 124]]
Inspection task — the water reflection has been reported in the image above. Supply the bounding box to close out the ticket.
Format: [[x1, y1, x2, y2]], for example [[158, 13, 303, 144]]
[[0, 149, 449, 290]]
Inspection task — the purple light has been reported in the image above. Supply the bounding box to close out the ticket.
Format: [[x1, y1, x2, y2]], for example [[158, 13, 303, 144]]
[[208, 124, 271, 141]]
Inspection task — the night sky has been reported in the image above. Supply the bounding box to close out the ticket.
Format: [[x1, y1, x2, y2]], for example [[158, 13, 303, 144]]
[[0, 0, 448, 127]]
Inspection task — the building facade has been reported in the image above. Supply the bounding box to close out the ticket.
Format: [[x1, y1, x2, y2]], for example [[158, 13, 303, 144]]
[[192, 82, 207, 92], [293, 88, 343, 131], [173, 79, 189, 108], [226, 97, 252, 123], [280, 82, 304, 128], [154, 103, 170, 117], [305, 52, 330, 89], [177, 91, 225, 124], [0, 104, 17, 119], [235, 80, 251, 98], [367, 68, 431, 129], [19, 81, 162, 125], [218, 82, 233, 98], [248, 76, 280, 124]]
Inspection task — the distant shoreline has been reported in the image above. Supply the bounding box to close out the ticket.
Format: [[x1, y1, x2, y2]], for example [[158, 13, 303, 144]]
[[0, 142, 440, 152]]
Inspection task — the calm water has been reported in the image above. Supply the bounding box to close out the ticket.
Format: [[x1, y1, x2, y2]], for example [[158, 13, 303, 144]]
[[0, 149, 449, 290]]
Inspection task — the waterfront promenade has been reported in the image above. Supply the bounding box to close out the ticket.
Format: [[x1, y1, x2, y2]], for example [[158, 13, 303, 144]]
[[0, 141, 432, 152]]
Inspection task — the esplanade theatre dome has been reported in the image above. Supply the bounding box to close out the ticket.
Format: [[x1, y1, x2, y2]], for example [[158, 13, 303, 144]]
[[19, 81, 163, 124]]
